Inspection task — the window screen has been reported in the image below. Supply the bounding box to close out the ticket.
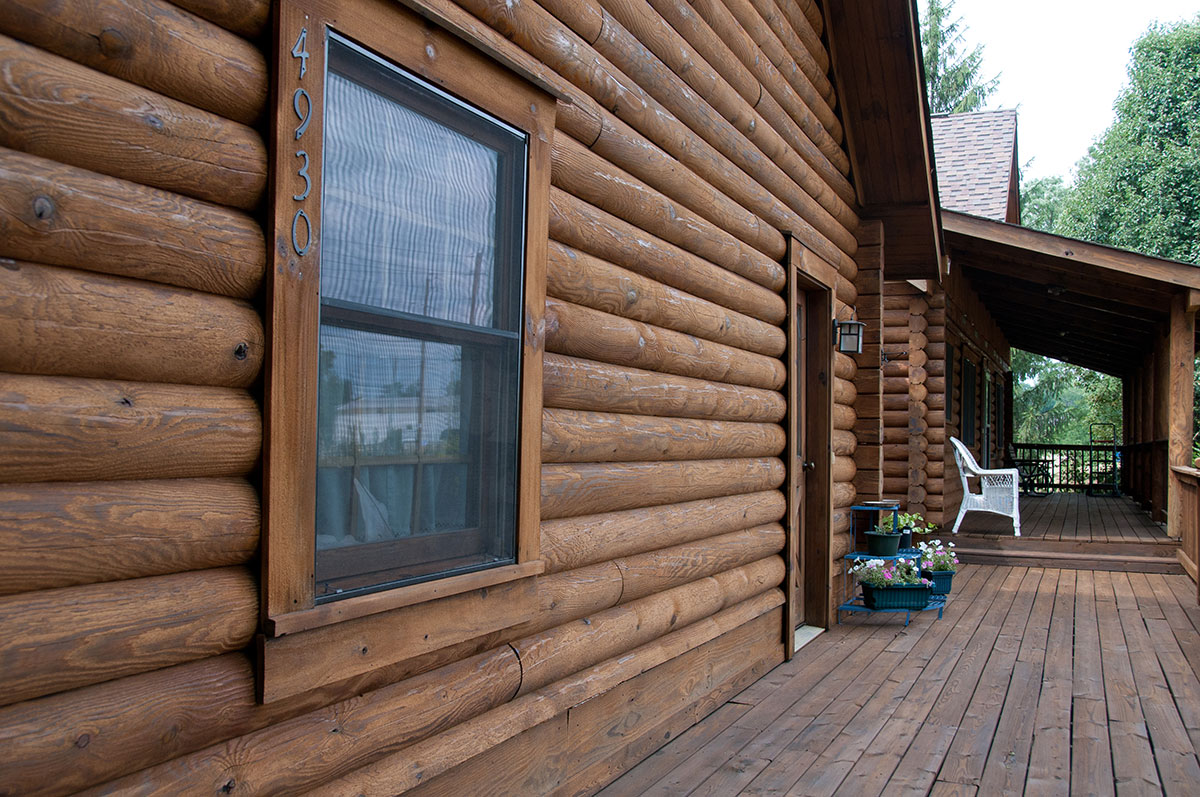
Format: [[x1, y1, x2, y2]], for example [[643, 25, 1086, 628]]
[[314, 35, 527, 601]]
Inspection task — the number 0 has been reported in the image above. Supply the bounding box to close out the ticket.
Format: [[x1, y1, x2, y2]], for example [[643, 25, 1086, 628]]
[[291, 209, 312, 257]]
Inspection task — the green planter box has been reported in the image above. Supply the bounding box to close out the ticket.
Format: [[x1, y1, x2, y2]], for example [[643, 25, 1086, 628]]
[[923, 570, 955, 595], [861, 583, 932, 610], [864, 532, 901, 557]]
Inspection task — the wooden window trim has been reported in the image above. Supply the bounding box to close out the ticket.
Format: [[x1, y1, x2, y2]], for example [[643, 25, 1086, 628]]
[[962, 356, 978, 448], [262, 0, 552, 701]]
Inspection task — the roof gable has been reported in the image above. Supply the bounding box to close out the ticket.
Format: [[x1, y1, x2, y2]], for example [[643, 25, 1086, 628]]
[[931, 109, 1018, 222]]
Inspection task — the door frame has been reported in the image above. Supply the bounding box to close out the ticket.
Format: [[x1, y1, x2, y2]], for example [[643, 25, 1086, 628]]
[[784, 237, 834, 657]]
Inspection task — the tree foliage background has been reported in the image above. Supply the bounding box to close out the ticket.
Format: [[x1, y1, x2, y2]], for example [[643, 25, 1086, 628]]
[[1013, 17, 1200, 446], [919, 0, 999, 114], [919, 10, 1200, 445], [1055, 18, 1200, 264]]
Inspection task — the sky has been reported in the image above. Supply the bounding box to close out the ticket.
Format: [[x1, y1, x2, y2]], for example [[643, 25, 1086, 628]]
[[930, 0, 1200, 181]]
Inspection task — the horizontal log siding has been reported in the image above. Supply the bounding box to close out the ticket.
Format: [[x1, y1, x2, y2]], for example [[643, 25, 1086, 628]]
[[879, 282, 938, 520], [852, 221, 883, 511], [0, 2, 272, 791], [0, 0, 859, 794]]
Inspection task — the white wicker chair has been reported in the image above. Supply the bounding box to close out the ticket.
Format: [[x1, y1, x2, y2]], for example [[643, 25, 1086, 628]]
[[949, 436, 1021, 537]]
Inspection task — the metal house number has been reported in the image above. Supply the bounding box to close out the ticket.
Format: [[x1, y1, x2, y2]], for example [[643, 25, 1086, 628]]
[[290, 26, 312, 257]]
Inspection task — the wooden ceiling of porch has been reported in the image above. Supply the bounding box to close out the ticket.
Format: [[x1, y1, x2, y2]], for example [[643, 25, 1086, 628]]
[[825, 0, 944, 281], [943, 211, 1200, 376]]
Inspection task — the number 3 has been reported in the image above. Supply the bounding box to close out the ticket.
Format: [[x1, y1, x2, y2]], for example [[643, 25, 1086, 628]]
[[294, 150, 311, 201]]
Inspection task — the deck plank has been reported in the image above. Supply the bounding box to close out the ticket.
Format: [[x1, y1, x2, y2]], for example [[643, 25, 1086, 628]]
[[936, 568, 1044, 788], [597, 564, 1200, 797], [975, 567, 1060, 794], [640, 614, 901, 795], [1070, 569, 1115, 797], [1092, 571, 1162, 795], [880, 567, 1028, 796], [1148, 574, 1200, 694], [738, 570, 995, 796], [596, 701, 750, 797], [829, 567, 1007, 797], [781, 571, 999, 796], [1115, 574, 1200, 796], [1025, 569, 1076, 795]]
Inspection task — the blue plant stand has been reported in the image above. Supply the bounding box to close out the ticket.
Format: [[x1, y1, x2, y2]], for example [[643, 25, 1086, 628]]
[[837, 550, 945, 626]]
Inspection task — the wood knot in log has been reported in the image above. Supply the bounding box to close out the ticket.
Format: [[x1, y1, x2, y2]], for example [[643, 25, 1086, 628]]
[[32, 195, 54, 220], [97, 27, 131, 58]]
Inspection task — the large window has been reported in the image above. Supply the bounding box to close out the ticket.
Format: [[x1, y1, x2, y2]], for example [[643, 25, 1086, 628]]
[[262, 0, 554, 701], [314, 36, 526, 601], [963, 357, 978, 447], [946, 343, 956, 427]]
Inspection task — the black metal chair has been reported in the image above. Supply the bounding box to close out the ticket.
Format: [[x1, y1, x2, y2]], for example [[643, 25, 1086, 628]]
[[1007, 444, 1051, 497]]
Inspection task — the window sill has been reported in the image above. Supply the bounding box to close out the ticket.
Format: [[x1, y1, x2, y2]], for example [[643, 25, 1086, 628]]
[[259, 562, 541, 703], [267, 559, 544, 637]]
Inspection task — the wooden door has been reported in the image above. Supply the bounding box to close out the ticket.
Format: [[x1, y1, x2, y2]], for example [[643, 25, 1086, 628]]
[[785, 243, 833, 657], [790, 291, 808, 635]]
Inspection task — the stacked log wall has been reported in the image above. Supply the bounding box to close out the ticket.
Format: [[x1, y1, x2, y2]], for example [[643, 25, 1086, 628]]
[[881, 273, 1008, 530], [879, 283, 924, 513], [852, 221, 883, 503], [0, 0, 861, 794], [938, 269, 1011, 527]]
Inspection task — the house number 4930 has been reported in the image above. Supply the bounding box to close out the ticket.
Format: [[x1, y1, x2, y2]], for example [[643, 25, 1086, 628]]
[[290, 26, 312, 257]]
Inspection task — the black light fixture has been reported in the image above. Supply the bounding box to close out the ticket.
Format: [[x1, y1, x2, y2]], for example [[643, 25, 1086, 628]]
[[834, 314, 865, 354]]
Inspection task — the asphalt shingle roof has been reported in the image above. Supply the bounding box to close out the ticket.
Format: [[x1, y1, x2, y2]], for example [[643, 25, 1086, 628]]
[[930, 109, 1018, 222]]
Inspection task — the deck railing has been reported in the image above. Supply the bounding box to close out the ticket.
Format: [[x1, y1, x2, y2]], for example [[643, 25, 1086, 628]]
[[1011, 442, 1123, 493], [1123, 440, 1169, 522], [1171, 466, 1200, 586]]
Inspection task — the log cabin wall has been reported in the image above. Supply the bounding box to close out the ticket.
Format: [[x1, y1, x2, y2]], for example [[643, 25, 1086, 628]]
[[852, 220, 884, 505], [938, 269, 1011, 527], [879, 282, 934, 521], [0, 0, 865, 794], [880, 270, 1007, 529]]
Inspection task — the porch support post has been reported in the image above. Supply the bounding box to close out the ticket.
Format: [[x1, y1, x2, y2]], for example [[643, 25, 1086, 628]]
[[1004, 371, 1014, 452], [1122, 375, 1133, 495], [1168, 292, 1195, 538]]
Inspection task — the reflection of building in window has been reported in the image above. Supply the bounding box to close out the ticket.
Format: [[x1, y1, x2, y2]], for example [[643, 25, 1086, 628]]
[[328, 395, 463, 456]]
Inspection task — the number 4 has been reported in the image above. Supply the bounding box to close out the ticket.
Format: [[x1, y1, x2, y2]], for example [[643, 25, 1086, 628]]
[[291, 28, 310, 79]]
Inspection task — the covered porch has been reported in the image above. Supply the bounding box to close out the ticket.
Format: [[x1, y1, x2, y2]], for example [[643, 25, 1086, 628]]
[[953, 492, 1183, 574], [599, 564, 1200, 796], [941, 210, 1200, 587]]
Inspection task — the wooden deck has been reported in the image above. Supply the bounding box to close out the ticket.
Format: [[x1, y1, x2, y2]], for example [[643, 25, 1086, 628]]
[[958, 492, 1171, 544], [954, 493, 1182, 574], [600, 565, 1200, 796]]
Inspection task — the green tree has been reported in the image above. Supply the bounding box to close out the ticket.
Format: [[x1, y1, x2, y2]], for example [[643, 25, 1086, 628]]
[[920, 0, 1000, 113], [1056, 17, 1200, 265], [1011, 349, 1122, 445], [1019, 174, 1068, 233]]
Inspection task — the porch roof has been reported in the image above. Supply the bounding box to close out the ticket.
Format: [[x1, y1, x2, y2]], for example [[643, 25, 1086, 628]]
[[943, 210, 1200, 376]]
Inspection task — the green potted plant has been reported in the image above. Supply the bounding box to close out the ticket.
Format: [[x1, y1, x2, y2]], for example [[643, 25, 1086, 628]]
[[849, 557, 933, 609], [916, 539, 959, 595], [864, 517, 902, 556], [877, 511, 936, 550]]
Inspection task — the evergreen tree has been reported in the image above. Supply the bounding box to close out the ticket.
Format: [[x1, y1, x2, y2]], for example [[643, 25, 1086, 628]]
[[920, 0, 1000, 113]]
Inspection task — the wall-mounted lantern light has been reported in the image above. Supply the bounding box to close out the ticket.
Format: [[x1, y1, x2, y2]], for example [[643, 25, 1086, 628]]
[[834, 316, 865, 354]]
